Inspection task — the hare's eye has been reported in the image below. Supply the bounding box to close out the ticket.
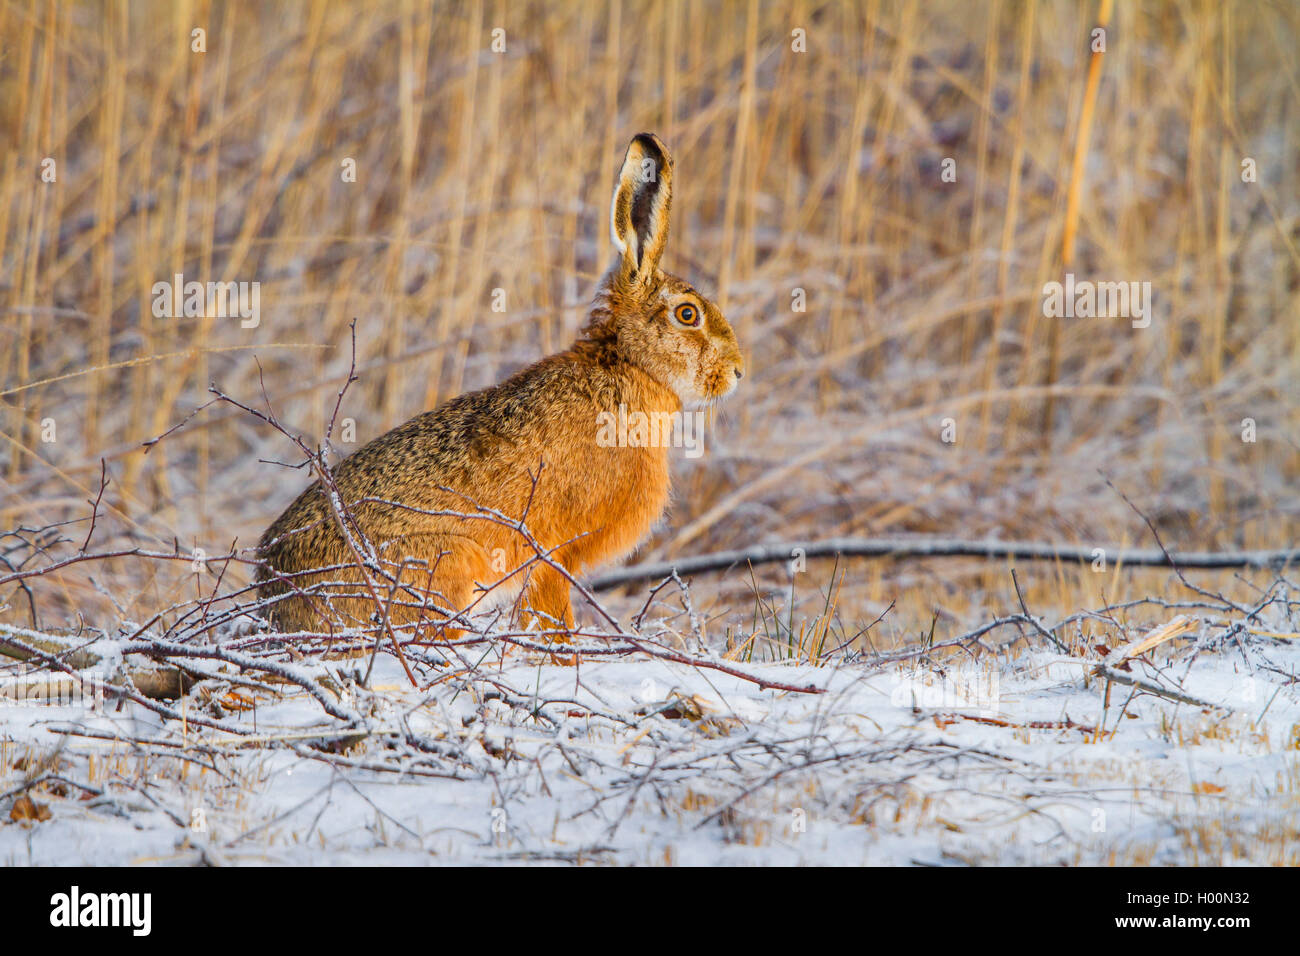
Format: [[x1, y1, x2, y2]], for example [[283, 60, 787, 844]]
[[674, 303, 700, 326]]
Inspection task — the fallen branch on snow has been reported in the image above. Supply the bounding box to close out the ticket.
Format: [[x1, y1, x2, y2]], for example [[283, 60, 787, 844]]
[[590, 537, 1300, 589]]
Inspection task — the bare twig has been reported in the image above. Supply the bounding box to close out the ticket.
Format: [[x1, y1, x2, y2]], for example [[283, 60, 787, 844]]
[[589, 536, 1298, 589]]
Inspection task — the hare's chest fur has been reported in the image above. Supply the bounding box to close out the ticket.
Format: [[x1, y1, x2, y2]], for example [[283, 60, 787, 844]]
[[538, 405, 673, 575]]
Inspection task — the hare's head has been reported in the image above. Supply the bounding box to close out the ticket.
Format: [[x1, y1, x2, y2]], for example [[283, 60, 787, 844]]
[[593, 133, 744, 405]]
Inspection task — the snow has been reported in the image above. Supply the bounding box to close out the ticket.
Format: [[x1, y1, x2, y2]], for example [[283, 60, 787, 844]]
[[3, 620, 1298, 865]]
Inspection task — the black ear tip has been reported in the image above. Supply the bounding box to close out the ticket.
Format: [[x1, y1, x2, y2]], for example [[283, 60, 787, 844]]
[[632, 132, 668, 159]]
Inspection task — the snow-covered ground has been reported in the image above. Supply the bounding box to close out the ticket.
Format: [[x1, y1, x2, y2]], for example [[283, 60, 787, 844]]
[[3, 612, 1298, 866]]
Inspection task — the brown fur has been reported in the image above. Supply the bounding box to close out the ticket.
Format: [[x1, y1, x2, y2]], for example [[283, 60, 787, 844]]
[[255, 133, 743, 636]]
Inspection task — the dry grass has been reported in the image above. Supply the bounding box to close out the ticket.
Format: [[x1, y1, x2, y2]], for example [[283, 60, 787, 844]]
[[1, 0, 1297, 642]]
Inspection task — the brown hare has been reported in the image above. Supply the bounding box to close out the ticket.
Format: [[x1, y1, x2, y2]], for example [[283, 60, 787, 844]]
[[256, 133, 744, 637]]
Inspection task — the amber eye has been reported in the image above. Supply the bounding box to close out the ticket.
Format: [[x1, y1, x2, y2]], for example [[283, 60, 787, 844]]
[[674, 303, 700, 326]]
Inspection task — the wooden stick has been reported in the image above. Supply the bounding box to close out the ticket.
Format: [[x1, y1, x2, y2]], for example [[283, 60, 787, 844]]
[[1095, 664, 1226, 712], [590, 537, 1299, 589], [1104, 615, 1198, 667]]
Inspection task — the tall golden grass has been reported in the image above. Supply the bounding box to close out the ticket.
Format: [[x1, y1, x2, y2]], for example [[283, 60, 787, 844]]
[[1, 0, 1296, 642]]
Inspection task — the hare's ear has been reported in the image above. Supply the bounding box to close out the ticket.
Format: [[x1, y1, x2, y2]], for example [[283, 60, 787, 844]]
[[610, 133, 673, 287]]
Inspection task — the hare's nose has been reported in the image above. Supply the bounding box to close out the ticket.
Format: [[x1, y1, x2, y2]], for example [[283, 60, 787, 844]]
[[734, 367, 744, 380]]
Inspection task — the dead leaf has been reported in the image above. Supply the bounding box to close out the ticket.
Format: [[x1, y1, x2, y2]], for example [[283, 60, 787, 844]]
[[9, 794, 52, 823], [221, 690, 257, 713], [640, 694, 741, 737]]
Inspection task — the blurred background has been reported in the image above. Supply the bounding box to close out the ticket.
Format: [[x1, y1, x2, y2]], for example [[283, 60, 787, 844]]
[[1, 0, 1296, 647]]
